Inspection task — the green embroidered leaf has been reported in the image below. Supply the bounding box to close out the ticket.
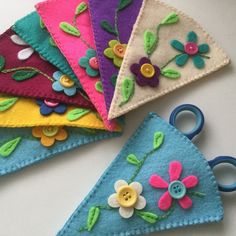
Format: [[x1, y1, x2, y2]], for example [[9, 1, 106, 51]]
[[59, 22, 81, 37], [153, 132, 164, 150], [0, 98, 18, 112], [87, 207, 100, 231], [144, 30, 157, 56], [12, 70, 38, 81], [136, 211, 159, 224], [95, 81, 103, 93], [118, 0, 133, 11], [160, 12, 179, 25], [110, 74, 117, 87], [67, 108, 90, 121], [100, 20, 117, 36], [0, 55, 5, 72], [39, 18, 45, 29], [0, 137, 21, 157], [127, 154, 140, 166], [75, 2, 88, 15], [119, 78, 134, 107], [49, 37, 57, 47], [161, 68, 181, 79]]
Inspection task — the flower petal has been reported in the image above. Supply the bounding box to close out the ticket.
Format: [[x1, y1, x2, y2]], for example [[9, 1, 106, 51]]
[[18, 47, 34, 60], [130, 63, 140, 75], [114, 180, 128, 192], [198, 44, 210, 54], [113, 56, 123, 68], [192, 55, 205, 69], [86, 66, 99, 77], [108, 193, 120, 208], [139, 57, 151, 65], [129, 182, 143, 195], [52, 81, 64, 92], [54, 104, 67, 114], [187, 31, 198, 43], [136, 73, 149, 87], [158, 191, 172, 211], [104, 48, 115, 59], [10, 35, 28, 46], [109, 40, 119, 48], [175, 54, 189, 66], [119, 207, 134, 219], [169, 161, 182, 182], [32, 127, 43, 138], [182, 175, 199, 188], [40, 104, 53, 116], [134, 196, 146, 210], [178, 195, 193, 209], [170, 39, 184, 52], [79, 57, 89, 68], [53, 71, 63, 81], [64, 87, 77, 96], [55, 128, 68, 141], [86, 49, 97, 58], [149, 175, 169, 189], [41, 136, 55, 147]]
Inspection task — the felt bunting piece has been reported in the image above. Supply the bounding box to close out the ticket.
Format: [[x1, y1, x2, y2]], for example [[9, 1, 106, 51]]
[[35, 0, 118, 131], [108, 0, 230, 119], [0, 28, 95, 110], [88, 0, 143, 111]]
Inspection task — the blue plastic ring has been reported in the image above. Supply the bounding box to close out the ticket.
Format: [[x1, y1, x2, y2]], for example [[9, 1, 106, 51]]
[[169, 104, 205, 140], [208, 156, 236, 192]]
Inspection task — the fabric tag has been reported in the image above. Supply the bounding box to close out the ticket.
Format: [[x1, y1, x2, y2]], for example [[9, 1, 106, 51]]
[[36, 0, 118, 131], [0, 28, 95, 110], [108, 0, 230, 119], [88, 0, 143, 111]]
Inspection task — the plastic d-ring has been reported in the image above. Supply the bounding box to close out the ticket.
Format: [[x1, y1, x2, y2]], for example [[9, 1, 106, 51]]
[[169, 104, 205, 140], [208, 156, 236, 192]]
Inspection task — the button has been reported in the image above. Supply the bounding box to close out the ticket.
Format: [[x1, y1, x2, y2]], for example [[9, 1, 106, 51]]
[[44, 99, 59, 108], [140, 63, 155, 78], [113, 44, 126, 58], [117, 186, 138, 208], [184, 42, 199, 55], [168, 181, 186, 199], [59, 75, 75, 88], [89, 57, 99, 70], [42, 126, 59, 137]]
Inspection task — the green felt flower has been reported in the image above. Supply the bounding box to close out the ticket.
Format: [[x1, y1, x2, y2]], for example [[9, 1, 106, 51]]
[[170, 31, 210, 69]]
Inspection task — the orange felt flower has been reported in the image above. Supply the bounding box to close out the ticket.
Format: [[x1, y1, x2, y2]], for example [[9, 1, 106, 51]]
[[32, 126, 68, 147]]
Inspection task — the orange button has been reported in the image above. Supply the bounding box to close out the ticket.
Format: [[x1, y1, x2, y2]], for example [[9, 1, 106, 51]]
[[140, 63, 155, 78], [117, 186, 138, 208], [60, 75, 75, 88], [113, 44, 126, 58]]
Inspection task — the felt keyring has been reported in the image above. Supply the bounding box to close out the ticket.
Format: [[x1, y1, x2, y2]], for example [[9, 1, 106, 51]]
[[35, 0, 118, 131], [88, 0, 143, 111], [108, 0, 230, 119], [0, 28, 95, 110], [58, 104, 235, 236]]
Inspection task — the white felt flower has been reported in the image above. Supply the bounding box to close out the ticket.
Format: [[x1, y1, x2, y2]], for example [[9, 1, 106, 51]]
[[108, 180, 146, 219]]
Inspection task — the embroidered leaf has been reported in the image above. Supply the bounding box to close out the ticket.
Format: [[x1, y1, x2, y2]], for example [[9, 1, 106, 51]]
[[0, 98, 18, 112], [119, 78, 134, 107], [0, 55, 5, 71], [118, 0, 133, 11], [160, 12, 179, 25], [110, 74, 117, 87], [153, 132, 164, 150], [100, 20, 118, 36], [144, 30, 157, 56], [49, 37, 57, 47], [127, 154, 140, 166], [67, 108, 90, 121], [12, 70, 38, 81], [87, 207, 100, 231], [161, 68, 181, 79], [136, 211, 159, 224], [59, 22, 81, 37], [75, 2, 87, 15], [39, 18, 45, 29], [0, 137, 21, 157], [95, 81, 103, 93]]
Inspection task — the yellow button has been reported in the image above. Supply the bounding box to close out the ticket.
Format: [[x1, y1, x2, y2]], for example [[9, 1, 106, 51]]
[[113, 44, 126, 58], [60, 75, 75, 88], [140, 63, 155, 78], [117, 186, 138, 208], [42, 126, 59, 137]]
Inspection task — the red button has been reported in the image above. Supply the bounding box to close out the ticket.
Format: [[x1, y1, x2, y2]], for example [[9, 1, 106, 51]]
[[184, 42, 199, 55], [44, 99, 59, 107], [89, 57, 99, 70]]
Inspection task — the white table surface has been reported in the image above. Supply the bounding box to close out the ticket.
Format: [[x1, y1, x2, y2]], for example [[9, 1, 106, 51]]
[[0, 0, 235, 235]]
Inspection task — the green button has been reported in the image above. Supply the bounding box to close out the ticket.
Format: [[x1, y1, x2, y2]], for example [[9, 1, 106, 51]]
[[42, 127, 59, 137], [168, 181, 186, 199]]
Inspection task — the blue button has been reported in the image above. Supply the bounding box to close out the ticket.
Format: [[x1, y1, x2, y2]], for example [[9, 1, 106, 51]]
[[168, 181, 186, 199]]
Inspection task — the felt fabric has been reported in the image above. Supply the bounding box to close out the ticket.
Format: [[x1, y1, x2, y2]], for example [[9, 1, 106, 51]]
[[108, 0, 230, 119], [0, 127, 120, 176], [58, 113, 223, 236], [13, 11, 80, 86], [36, 0, 118, 131], [88, 0, 143, 111], [0, 28, 95, 110]]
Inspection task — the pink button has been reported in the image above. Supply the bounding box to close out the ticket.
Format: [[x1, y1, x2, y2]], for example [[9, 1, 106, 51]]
[[89, 57, 99, 70], [184, 42, 199, 55], [44, 99, 59, 107]]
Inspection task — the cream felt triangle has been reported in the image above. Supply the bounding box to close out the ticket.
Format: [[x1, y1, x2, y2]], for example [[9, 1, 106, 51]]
[[108, 0, 230, 119]]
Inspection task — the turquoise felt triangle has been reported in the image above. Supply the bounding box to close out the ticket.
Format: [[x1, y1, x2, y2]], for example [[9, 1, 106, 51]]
[[58, 113, 223, 236]]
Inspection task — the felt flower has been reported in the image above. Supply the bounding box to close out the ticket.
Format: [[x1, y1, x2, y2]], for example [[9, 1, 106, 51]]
[[149, 161, 199, 211], [130, 57, 160, 87], [170, 31, 210, 69], [36, 99, 67, 116], [108, 180, 146, 219], [52, 71, 77, 96], [104, 40, 127, 68], [32, 126, 68, 147], [79, 49, 100, 77]]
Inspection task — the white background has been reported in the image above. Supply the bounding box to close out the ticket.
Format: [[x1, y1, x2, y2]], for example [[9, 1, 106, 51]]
[[0, 0, 236, 235]]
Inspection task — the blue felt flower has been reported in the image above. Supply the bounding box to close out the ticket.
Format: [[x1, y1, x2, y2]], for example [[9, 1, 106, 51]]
[[79, 49, 100, 77], [52, 71, 77, 96], [37, 99, 67, 116]]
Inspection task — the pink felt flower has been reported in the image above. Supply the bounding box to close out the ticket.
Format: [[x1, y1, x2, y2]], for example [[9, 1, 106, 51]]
[[149, 161, 199, 211]]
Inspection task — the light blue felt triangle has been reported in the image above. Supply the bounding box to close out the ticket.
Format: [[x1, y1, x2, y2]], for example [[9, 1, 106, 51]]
[[58, 113, 223, 236]]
